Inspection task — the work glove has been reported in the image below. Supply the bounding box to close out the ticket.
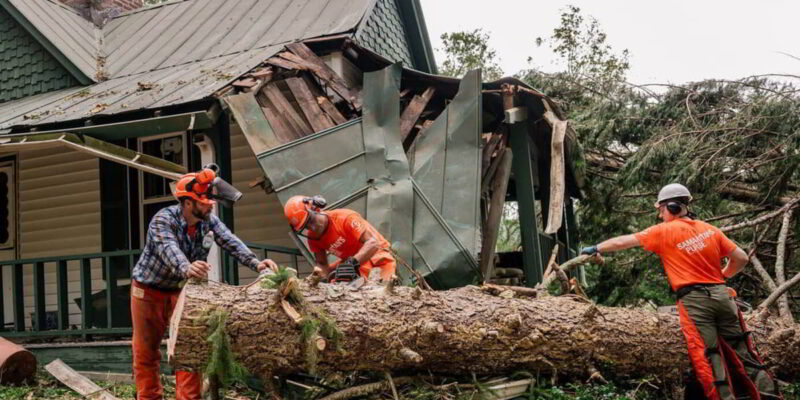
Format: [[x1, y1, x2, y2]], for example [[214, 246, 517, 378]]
[[580, 245, 598, 256]]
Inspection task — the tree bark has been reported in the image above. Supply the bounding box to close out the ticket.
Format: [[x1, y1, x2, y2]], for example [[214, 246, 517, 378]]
[[773, 209, 794, 322], [168, 280, 800, 384]]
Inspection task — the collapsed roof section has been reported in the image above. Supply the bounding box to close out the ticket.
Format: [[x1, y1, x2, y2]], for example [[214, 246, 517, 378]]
[[222, 40, 585, 288]]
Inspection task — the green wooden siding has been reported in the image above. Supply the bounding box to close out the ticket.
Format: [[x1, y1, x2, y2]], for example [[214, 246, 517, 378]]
[[0, 8, 78, 104], [357, 0, 415, 68]]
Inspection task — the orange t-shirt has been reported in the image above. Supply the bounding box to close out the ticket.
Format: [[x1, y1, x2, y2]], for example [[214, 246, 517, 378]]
[[634, 219, 737, 291], [308, 209, 390, 260]]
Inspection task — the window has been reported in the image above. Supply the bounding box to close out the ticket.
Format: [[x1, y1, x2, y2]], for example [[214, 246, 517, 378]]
[[0, 161, 15, 250], [138, 133, 187, 243]]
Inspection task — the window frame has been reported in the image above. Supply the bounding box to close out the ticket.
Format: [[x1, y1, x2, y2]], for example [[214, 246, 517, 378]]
[[137, 132, 188, 245], [0, 157, 16, 252]]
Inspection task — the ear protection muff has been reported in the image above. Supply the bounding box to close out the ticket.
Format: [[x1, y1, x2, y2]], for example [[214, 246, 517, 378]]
[[666, 201, 682, 215], [303, 195, 327, 211]]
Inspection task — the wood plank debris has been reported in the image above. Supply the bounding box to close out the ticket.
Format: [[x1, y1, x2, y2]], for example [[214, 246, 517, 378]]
[[45, 359, 121, 400], [232, 78, 258, 89], [256, 91, 300, 142], [262, 83, 313, 136], [285, 77, 334, 132], [266, 55, 305, 71], [399, 87, 435, 141], [286, 42, 362, 110]]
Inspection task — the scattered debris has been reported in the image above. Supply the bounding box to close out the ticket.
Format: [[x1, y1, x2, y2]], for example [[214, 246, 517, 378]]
[[44, 359, 120, 400], [0, 337, 36, 384], [136, 81, 156, 91], [89, 103, 109, 114]]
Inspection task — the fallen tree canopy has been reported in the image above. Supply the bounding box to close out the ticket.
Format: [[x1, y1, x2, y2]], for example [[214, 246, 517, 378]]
[[168, 278, 800, 388]]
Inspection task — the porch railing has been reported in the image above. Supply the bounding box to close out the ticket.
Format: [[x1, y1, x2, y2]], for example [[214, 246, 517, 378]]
[[0, 243, 302, 338]]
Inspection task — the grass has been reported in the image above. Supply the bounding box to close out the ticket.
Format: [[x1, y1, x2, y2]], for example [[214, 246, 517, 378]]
[[3, 371, 799, 400]]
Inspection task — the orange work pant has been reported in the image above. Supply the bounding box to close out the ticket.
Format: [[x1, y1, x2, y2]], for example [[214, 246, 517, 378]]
[[359, 249, 397, 281], [131, 280, 203, 400]]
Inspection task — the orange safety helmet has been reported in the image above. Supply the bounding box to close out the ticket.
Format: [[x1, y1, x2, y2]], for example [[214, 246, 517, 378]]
[[284, 195, 327, 233], [174, 169, 217, 206]]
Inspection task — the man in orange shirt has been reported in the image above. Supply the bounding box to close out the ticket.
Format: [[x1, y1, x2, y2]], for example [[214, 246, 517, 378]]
[[284, 195, 396, 282], [581, 184, 779, 400]]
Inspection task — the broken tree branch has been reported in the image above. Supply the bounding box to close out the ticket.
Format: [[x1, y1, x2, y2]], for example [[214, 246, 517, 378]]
[[750, 255, 779, 296], [773, 209, 794, 322], [537, 254, 603, 292], [318, 377, 416, 400], [721, 197, 800, 232], [758, 271, 800, 320]]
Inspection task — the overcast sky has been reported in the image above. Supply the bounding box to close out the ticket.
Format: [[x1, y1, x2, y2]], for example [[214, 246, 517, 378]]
[[419, 0, 800, 85]]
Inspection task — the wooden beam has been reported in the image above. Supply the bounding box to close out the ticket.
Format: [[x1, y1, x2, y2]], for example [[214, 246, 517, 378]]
[[286, 42, 362, 109], [480, 148, 513, 281], [255, 91, 299, 143], [45, 359, 120, 400], [481, 140, 506, 194], [481, 134, 503, 179], [544, 118, 567, 234], [399, 87, 435, 141], [285, 77, 334, 132], [299, 75, 348, 125], [265, 56, 306, 71], [262, 83, 313, 137]]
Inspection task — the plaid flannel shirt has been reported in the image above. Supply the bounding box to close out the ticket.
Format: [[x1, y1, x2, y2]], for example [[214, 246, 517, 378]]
[[132, 205, 259, 289]]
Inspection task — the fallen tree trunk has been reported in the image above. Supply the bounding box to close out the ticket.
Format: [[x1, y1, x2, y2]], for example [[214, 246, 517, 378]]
[[168, 280, 800, 385]]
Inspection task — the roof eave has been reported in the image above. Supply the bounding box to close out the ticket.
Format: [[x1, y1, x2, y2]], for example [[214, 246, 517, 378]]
[[0, 0, 93, 85]]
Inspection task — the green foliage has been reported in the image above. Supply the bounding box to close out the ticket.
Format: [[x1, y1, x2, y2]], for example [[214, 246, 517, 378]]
[[204, 308, 249, 389], [530, 5, 630, 96], [262, 266, 304, 304], [496, 202, 522, 252], [299, 307, 343, 373], [439, 29, 504, 80], [0, 370, 142, 399]]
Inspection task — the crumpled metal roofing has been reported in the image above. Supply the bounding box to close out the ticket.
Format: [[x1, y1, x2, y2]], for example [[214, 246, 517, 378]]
[[0, 0, 374, 130]]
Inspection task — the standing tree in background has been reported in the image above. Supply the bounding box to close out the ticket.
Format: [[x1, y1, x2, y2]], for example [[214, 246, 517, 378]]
[[438, 29, 504, 81]]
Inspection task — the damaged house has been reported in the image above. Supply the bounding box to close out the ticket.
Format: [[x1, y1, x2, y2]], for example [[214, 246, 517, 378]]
[[0, 0, 584, 371]]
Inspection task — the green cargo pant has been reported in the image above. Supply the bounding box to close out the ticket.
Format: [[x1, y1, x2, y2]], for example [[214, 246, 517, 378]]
[[679, 285, 778, 400]]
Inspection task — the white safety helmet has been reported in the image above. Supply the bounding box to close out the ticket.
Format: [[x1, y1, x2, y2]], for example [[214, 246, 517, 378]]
[[654, 183, 692, 207]]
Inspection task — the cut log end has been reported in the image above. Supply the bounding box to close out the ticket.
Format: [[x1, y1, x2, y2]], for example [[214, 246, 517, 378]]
[[399, 348, 423, 363]]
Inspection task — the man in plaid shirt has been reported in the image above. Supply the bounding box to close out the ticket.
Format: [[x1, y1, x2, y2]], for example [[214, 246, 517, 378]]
[[131, 168, 277, 400]]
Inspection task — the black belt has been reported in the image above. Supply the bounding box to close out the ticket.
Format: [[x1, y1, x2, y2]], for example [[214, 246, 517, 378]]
[[675, 283, 722, 299]]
